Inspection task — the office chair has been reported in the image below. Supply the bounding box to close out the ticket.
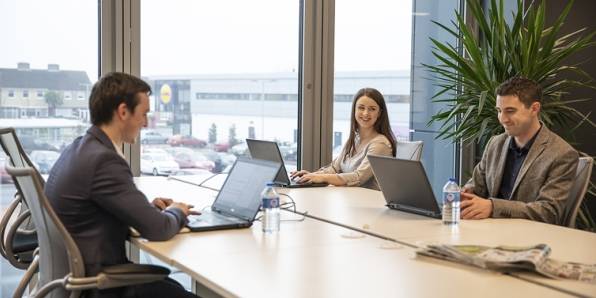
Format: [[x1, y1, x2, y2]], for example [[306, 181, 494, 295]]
[[0, 127, 39, 296], [5, 163, 171, 298], [395, 140, 424, 161], [561, 155, 593, 228]]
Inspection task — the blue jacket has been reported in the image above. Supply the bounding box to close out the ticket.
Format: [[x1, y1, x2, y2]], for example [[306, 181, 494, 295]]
[[45, 126, 186, 275]]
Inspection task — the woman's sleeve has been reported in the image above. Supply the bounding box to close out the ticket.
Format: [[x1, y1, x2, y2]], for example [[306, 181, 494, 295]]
[[317, 155, 342, 174], [336, 140, 393, 186]]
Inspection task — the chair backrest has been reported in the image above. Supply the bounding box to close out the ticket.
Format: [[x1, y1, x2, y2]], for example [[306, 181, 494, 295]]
[[395, 140, 424, 161], [561, 156, 593, 228], [5, 163, 85, 298], [0, 127, 45, 184], [0, 128, 40, 230]]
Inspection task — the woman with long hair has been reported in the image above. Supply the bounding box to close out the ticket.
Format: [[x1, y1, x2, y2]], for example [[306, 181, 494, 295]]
[[291, 87, 396, 190]]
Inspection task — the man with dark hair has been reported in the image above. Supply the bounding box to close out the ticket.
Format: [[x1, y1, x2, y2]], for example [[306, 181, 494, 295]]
[[45, 72, 197, 297], [460, 76, 578, 225]]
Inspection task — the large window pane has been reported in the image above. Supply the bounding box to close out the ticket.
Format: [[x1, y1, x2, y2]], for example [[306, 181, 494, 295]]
[[333, 0, 412, 158], [141, 0, 300, 177], [0, 0, 98, 295], [411, 0, 460, 200]]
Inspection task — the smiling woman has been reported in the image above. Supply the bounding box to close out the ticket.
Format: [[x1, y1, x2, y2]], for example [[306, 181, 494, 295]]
[[290, 88, 396, 190]]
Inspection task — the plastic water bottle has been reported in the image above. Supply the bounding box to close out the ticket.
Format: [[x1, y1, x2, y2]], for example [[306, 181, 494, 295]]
[[261, 182, 280, 233], [442, 178, 461, 225]]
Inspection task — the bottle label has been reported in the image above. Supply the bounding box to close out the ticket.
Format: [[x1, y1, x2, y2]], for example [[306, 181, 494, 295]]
[[443, 191, 460, 204], [262, 197, 279, 209]]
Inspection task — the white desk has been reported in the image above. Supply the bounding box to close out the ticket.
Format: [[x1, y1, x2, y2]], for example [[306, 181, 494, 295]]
[[131, 177, 576, 298], [280, 186, 596, 297]]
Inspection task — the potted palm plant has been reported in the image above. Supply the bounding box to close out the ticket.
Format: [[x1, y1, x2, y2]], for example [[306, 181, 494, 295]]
[[424, 0, 596, 230]]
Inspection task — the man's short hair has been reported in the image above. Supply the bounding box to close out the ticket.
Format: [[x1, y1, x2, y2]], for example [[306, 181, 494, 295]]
[[496, 76, 542, 108], [89, 72, 151, 125]]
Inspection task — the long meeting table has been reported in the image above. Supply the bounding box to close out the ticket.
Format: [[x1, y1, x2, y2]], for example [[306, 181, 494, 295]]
[[277, 186, 596, 297], [130, 175, 594, 297]]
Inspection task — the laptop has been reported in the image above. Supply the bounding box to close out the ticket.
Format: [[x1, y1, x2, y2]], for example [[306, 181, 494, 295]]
[[186, 157, 281, 232], [246, 139, 327, 188], [368, 155, 442, 219]]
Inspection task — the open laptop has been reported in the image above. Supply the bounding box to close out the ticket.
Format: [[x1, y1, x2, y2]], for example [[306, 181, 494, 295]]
[[186, 157, 281, 232], [246, 139, 327, 188], [368, 155, 442, 219]]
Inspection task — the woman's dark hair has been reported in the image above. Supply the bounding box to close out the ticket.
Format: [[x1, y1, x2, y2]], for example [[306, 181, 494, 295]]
[[343, 87, 396, 161], [89, 72, 152, 125]]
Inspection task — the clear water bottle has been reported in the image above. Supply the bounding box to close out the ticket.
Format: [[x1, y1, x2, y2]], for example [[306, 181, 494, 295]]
[[442, 178, 461, 225], [261, 182, 280, 233]]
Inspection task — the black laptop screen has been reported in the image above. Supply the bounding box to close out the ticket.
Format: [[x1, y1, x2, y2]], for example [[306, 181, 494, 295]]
[[246, 139, 290, 185], [212, 158, 280, 221]]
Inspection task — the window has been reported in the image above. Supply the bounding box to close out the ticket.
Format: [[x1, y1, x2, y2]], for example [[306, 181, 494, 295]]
[[77, 92, 85, 100], [332, 0, 412, 156], [141, 0, 300, 176], [0, 1, 98, 292], [64, 92, 72, 100], [410, 0, 461, 199]]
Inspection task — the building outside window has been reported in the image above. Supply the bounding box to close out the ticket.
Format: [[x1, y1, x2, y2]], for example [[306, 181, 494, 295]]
[[0, 0, 98, 293]]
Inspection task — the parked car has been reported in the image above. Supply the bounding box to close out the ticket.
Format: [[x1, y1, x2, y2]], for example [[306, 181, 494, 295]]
[[201, 150, 224, 173], [230, 142, 249, 156], [163, 147, 215, 171], [217, 152, 237, 169], [167, 135, 207, 148], [140, 151, 179, 176], [171, 152, 215, 172], [214, 142, 231, 152], [18, 135, 59, 153], [29, 150, 60, 174], [140, 130, 168, 144]]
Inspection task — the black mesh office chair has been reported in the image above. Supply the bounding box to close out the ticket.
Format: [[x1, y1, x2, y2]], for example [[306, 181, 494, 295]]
[[5, 162, 171, 298]]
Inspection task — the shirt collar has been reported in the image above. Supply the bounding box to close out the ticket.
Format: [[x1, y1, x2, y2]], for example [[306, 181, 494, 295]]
[[112, 141, 125, 159], [509, 124, 542, 153]]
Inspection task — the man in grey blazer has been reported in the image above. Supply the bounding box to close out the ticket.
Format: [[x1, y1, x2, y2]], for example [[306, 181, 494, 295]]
[[461, 77, 578, 225], [45, 72, 197, 297]]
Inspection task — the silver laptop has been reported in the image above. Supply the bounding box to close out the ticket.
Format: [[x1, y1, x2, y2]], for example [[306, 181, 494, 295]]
[[246, 139, 327, 188], [186, 157, 281, 232], [368, 155, 442, 219]]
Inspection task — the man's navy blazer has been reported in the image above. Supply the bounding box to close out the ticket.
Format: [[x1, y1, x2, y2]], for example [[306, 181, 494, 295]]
[[45, 126, 187, 275]]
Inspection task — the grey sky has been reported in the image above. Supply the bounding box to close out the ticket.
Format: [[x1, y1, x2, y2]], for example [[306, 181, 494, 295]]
[[1, 0, 411, 79]]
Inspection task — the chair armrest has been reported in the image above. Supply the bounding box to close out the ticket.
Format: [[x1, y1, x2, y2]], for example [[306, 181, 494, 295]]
[[94, 264, 170, 290], [102, 263, 170, 275], [5, 209, 35, 269]]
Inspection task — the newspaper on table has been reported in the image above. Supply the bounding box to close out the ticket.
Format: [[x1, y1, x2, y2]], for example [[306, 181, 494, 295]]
[[416, 243, 596, 284]]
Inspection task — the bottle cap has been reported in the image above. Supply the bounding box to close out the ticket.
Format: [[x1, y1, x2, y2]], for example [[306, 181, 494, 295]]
[[448, 178, 457, 182], [266, 182, 276, 186]]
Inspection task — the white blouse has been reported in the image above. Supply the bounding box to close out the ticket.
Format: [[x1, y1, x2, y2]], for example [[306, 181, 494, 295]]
[[317, 134, 393, 190]]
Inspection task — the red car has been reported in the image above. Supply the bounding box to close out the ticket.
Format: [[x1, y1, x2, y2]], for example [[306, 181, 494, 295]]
[[171, 152, 215, 172], [214, 142, 231, 152], [167, 135, 207, 148]]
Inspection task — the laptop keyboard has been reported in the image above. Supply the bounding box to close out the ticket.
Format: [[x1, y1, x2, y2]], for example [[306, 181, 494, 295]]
[[188, 212, 245, 226]]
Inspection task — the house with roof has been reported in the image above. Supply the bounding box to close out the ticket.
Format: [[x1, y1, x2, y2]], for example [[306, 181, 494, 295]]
[[0, 62, 92, 121]]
